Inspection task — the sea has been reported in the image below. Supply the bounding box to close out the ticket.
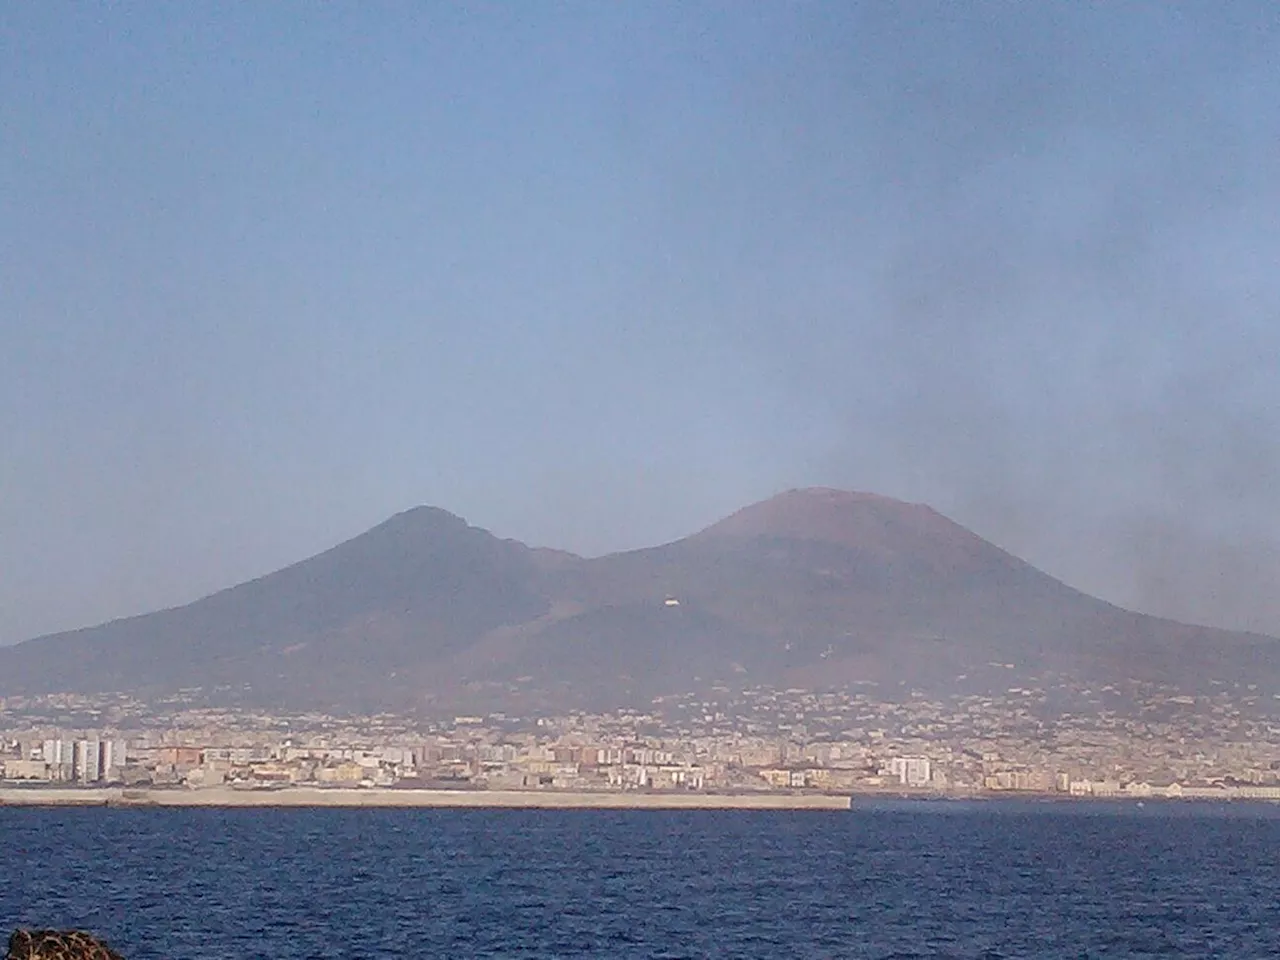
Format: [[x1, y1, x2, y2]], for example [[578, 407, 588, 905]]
[[3, 801, 1280, 959]]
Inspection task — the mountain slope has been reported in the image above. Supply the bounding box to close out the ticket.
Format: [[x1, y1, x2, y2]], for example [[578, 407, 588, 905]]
[[1, 489, 1276, 710], [0, 507, 559, 710], [468, 489, 1277, 700]]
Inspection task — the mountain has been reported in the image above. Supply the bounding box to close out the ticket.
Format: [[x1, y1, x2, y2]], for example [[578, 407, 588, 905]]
[[0, 507, 555, 712], [1, 488, 1276, 712]]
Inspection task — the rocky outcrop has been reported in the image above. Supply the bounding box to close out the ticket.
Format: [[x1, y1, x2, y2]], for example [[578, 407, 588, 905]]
[[6, 931, 124, 960]]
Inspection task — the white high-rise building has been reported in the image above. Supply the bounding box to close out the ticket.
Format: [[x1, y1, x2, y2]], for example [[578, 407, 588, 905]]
[[73, 739, 105, 782], [42, 739, 74, 780], [889, 756, 932, 787], [102, 739, 128, 781]]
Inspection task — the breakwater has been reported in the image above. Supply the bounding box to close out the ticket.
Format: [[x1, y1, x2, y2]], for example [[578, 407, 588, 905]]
[[0, 786, 851, 810]]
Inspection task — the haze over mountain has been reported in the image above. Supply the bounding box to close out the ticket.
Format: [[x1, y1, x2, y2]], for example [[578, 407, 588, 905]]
[[1, 489, 1275, 714], [7, 6, 1280, 653]]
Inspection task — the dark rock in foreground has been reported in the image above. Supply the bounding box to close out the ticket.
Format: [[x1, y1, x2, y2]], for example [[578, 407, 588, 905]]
[[7, 930, 124, 960]]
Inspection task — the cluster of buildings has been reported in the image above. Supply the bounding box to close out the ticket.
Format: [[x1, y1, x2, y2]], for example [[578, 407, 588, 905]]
[[2, 738, 128, 784], [1, 677, 1278, 801], [0, 731, 915, 793]]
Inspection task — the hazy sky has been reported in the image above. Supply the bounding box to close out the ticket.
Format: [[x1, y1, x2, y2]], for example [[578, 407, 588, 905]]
[[3, 3, 1280, 644]]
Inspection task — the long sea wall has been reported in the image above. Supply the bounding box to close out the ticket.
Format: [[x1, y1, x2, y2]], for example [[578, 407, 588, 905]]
[[0, 786, 852, 810]]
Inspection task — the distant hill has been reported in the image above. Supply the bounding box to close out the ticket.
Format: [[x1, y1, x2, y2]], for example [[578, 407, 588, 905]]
[[1, 488, 1276, 712]]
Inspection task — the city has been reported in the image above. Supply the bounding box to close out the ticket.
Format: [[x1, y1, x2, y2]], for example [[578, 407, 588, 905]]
[[3, 679, 1279, 803]]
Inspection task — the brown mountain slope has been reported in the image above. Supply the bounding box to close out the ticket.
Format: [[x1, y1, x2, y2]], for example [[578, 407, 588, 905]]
[[0, 489, 1276, 711], [464, 489, 1278, 703]]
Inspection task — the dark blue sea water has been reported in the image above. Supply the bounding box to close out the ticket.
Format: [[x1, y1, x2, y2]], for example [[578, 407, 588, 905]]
[[3, 801, 1280, 959]]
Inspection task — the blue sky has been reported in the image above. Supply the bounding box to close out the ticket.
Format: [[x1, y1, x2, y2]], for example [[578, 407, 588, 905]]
[[3, 2, 1279, 643]]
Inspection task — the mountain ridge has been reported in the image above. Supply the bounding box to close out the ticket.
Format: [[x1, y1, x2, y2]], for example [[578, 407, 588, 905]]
[[1, 488, 1275, 711]]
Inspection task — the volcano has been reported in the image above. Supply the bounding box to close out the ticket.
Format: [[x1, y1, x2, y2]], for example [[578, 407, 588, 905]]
[[1, 489, 1275, 711]]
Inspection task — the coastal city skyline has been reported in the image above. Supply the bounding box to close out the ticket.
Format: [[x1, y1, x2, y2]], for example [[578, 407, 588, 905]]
[[4, 678, 1279, 805]]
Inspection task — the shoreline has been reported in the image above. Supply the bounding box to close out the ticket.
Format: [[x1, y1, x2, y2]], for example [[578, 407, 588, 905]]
[[0, 786, 852, 810], [3, 786, 1274, 810]]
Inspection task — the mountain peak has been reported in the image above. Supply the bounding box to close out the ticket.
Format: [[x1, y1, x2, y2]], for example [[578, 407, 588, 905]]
[[697, 487, 943, 546], [360, 505, 478, 543], [382, 504, 469, 528]]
